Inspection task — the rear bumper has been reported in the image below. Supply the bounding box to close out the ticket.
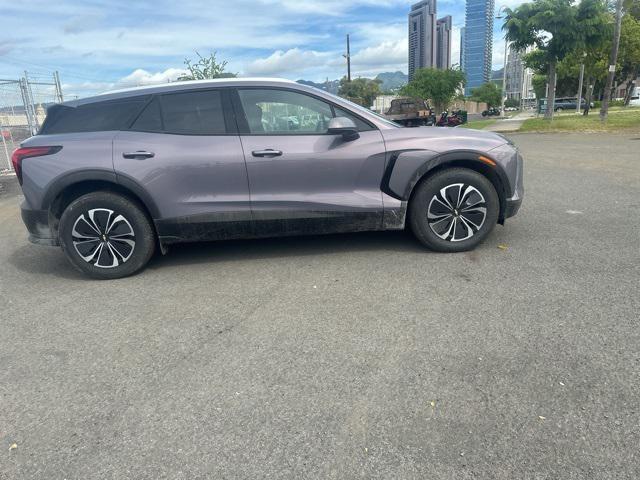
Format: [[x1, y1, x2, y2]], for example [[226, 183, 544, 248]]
[[21, 202, 59, 246]]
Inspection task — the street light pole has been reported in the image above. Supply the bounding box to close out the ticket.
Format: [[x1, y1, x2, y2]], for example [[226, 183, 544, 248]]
[[496, 5, 509, 118], [501, 39, 508, 118], [576, 63, 585, 114]]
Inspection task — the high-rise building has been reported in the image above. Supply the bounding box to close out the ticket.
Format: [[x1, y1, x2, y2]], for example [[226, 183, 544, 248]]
[[408, 0, 437, 80], [462, 0, 494, 95], [436, 15, 452, 70], [459, 26, 466, 68], [505, 45, 536, 106]]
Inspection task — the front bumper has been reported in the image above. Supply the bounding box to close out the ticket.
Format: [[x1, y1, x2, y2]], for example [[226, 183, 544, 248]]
[[504, 197, 522, 218], [21, 202, 59, 246], [490, 143, 524, 221]]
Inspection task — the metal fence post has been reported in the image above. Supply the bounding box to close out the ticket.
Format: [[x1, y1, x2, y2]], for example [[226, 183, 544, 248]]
[[24, 71, 40, 132], [19, 78, 35, 135], [54, 71, 64, 103]]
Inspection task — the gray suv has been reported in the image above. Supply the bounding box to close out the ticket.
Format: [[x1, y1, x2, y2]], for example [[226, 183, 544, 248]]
[[14, 78, 523, 279]]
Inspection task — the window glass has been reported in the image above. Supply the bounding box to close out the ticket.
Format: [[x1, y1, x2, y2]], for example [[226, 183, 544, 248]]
[[334, 106, 374, 132], [160, 90, 226, 134], [131, 97, 162, 132], [40, 97, 149, 134], [238, 89, 333, 134]]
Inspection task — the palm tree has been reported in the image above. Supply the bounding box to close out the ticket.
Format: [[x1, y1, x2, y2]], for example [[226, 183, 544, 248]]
[[503, 0, 609, 120]]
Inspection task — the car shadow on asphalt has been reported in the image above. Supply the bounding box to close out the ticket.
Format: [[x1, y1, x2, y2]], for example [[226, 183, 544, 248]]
[[8, 243, 86, 280], [147, 230, 426, 270], [8, 230, 428, 279]]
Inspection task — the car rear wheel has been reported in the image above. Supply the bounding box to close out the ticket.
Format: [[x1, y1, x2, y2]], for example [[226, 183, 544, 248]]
[[59, 191, 155, 279], [555, 107, 563, 112], [409, 168, 500, 252]]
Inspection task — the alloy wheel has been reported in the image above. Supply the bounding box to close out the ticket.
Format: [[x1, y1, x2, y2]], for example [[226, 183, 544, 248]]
[[427, 183, 487, 242], [71, 208, 136, 268]]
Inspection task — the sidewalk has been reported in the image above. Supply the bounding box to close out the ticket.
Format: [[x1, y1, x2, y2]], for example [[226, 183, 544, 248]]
[[484, 111, 535, 132]]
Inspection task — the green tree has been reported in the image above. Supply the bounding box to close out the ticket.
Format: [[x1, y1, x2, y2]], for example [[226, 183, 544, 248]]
[[618, 14, 640, 105], [400, 68, 466, 113], [338, 77, 382, 107], [504, 0, 610, 120], [532, 74, 548, 101], [470, 82, 502, 107], [177, 51, 237, 81]]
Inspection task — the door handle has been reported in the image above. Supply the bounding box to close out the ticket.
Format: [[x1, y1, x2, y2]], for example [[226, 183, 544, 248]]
[[252, 149, 282, 157], [123, 151, 155, 159]]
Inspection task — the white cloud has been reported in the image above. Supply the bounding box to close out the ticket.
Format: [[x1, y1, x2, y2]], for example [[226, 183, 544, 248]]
[[61, 68, 187, 98], [259, 0, 406, 16], [492, 38, 509, 70], [116, 68, 187, 87], [351, 39, 406, 69], [245, 48, 330, 76]]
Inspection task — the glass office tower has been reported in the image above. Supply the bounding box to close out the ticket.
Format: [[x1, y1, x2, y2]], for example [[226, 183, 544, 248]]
[[462, 0, 494, 95]]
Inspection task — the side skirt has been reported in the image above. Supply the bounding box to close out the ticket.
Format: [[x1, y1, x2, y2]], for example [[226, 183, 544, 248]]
[[156, 210, 385, 247]]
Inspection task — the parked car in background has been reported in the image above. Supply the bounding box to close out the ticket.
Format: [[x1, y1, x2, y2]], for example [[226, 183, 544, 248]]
[[14, 78, 523, 279], [539, 97, 594, 112], [482, 107, 501, 117]]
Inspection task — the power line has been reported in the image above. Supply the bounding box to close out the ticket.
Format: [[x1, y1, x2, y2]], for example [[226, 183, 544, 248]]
[[0, 56, 114, 83]]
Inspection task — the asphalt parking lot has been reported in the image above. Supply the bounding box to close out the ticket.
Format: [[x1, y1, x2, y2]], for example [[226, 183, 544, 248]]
[[1, 132, 639, 479]]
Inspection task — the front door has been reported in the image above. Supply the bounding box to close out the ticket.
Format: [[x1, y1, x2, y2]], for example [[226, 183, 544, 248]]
[[113, 88, 251, 242], [233, 87, 387, 236]]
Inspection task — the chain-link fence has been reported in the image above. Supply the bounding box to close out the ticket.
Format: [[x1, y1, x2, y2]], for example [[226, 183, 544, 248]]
[[0, 71, 63, 172]]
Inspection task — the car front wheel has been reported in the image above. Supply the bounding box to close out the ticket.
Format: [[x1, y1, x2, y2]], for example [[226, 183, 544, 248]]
[[409, 168, 500, 252], [59, 191, 155, 279]]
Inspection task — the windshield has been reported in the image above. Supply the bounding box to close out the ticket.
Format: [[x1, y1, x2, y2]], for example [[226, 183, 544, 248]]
[[335, 96, 402, 128], [305, 85, 401, 128]]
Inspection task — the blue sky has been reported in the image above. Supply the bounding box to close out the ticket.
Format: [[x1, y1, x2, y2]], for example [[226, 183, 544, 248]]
[[0, 0, 527, 98]]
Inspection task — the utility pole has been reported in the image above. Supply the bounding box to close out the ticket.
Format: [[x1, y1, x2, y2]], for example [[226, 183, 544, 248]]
[[600, 0, 623, 122], [576, 63, 585, 114], [343, 34, 351, 82]]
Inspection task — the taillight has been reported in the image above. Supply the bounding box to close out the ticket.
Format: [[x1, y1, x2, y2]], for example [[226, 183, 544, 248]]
[[11, 146, 62, 185]]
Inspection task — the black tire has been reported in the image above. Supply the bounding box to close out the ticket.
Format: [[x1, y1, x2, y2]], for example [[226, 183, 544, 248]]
[[59, 191, 156, 279], [409, 168, 499, 252], [481, 111, 488, 117]]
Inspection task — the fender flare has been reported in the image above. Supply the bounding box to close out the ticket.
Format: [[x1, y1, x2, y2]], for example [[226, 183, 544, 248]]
[[41, 169, 161, 219], [381, 149, 512, 202]]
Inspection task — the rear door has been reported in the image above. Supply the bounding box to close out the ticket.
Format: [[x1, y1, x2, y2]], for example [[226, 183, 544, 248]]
[[232, 87, 387, 236], [113, 88, 251, 242]]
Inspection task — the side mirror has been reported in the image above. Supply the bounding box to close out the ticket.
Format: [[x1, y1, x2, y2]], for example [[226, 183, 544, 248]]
[[328, 117, 359, 141]]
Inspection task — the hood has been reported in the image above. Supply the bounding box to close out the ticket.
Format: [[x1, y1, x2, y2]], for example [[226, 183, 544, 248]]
[[380, 126, 509, 154]]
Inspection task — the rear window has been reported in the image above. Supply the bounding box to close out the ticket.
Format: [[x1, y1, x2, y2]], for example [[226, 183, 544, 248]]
[[130, 90, 227, 135], [40, 96, 149, 134]]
